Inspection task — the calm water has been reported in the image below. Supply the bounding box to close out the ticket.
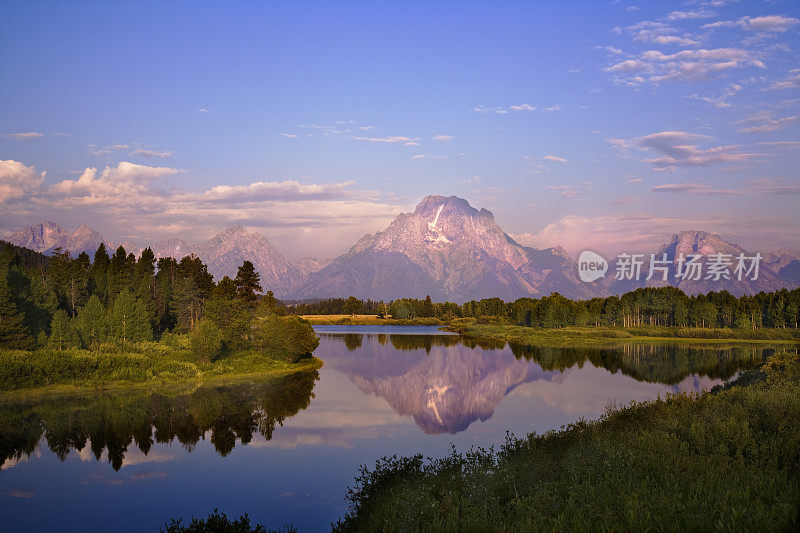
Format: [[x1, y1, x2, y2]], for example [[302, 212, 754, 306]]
[[0, 326, 775, 531]]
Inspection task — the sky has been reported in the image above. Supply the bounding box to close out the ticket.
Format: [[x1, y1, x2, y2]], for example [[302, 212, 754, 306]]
[[1, 0, 799, 260]]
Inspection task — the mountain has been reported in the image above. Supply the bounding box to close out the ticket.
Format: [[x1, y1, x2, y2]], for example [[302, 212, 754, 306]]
[[603, 230, 794, 297], [294, 257, 331, 273], [150, 238, 200, 260], [149, 226, 304, 298], [765, 248, 800, 274], [294, 195, 594, 302], [198, 225, 304, 296], [7, 221, 110, 257], [7, 201, 799, 301]]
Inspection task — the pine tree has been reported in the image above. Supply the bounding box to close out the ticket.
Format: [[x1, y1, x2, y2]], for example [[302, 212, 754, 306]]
[[110, 289, 153, 349], [48, 309, 79, 350], [77, 295, 108, 349], [0, 277, 31, 349], [91, 243, 110, 303], [235, 261, 262, 303]]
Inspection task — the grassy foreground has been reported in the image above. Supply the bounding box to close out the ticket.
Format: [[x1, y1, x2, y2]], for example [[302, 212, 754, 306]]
[[445, 322, 800, 345], [333, 351, 800, 532], [0, 337, 322, 395]]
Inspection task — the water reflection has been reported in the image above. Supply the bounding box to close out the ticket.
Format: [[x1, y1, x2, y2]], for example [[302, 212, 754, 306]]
[[319, 333, 771, 435], [0, 370, 319, 471]]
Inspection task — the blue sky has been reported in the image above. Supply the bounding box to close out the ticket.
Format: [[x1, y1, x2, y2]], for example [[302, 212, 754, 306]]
[[1, 0, 798, 259]]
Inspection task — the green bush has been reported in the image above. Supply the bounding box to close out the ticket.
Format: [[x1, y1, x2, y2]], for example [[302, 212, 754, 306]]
[[252, 315, 319, 363], [189, 319, 224, 364]]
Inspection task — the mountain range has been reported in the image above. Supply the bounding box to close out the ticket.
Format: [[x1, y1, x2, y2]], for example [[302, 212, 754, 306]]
[[6, 195, 800, 300]]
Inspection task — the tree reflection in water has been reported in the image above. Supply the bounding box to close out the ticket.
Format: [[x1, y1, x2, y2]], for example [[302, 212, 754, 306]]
[[0, 370, 319, 471]]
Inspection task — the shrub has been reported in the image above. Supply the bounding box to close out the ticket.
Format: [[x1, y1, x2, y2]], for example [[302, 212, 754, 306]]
[[189, 319, 223, 364]]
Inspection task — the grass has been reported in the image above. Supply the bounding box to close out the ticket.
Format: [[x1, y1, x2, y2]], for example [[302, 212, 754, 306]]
[[444, 323, 800, 346], [333, 350, 800, 532], [0, 336, 323, 396], [300, 314, 445, 326]]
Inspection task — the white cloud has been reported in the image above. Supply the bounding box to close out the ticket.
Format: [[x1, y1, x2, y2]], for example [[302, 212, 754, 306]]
[[767, 73, 800, 90], [0, 160, 410, 258], [509, 104, 536, 111], [703, 15, 800, 33], [666, 10, 716, 21], [2, 132, 43, 140], [352, 136, 420, 145], [606, 48, 764, 86], [131, 149, 173, 158], [629, 22, 698, 46], [0, 160, 44, 203], [50, 161, 182, 200], [547, 185, 577, 198], [410, 154, 447, 160], [543, 155, 568, 163], [432, 134, 453, 142], [737, 112, 800, 133], [689, 82, 742, 108], [197, 179, 355, 202], [279, 133, 298, 138], [653, 179, 800, 195], [608, 131, 763, 170]]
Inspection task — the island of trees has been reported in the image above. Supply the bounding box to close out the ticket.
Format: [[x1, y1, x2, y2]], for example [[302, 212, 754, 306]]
[[0, 241, 318, 391]]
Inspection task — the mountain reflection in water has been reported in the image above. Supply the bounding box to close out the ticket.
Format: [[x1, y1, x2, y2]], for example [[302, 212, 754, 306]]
[[0, 332, 772, 473], [0, 370, 319, 471], [319, 332, 771, 435]]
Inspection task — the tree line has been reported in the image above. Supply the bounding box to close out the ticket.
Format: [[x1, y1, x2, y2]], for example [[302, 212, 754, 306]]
[[0, 240, 315, 360], [288, 286, 800, 329]]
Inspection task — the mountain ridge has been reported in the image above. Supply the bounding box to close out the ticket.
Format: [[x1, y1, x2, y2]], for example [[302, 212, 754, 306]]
[[6, 195, 800, 300]]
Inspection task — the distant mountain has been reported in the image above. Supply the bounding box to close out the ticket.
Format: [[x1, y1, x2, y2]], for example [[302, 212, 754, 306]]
[[765, 248, 800, 274], [294, 195, 593, 302], [7, 200, 799, 301], [603, 230, 795, 297], [294, 257, 331, 273], [7, 221, 110, 257], [150, 238, 200, 260], [198, 225, 304, 296], [149, 226, 304, 298]]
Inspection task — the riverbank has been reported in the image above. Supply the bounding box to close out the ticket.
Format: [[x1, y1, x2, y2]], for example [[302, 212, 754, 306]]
[[0, 342, 323, 398], [300, 314, 445, 326], [333, 350, 800, 531], [444, 323, 800, 345]]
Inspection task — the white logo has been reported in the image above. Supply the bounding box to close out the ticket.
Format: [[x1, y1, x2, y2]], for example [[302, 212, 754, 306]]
[[578, 250, 608, 282]]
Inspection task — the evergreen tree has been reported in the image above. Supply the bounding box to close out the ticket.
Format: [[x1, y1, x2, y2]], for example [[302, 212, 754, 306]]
[[235, 261, 262, 303], [344, 296, 361, 317], [0, 276, 31, 349], [48, 309, 79, 350], [77, 295, 108, 349], [91, 243, 110, 303], [110, 289, 153, 348], [206, 285, 250, 351]]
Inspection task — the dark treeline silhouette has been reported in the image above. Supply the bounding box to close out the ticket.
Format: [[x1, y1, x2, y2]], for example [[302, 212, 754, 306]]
[[0, 240, 301, 357], [290, 286, 800, 329], [0, 370, 319, 471]]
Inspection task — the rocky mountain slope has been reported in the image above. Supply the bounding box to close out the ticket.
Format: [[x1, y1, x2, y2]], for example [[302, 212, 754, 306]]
[[295, 195, 594, 301], [6, 221, 109, 257], [7, 197, 799, 300], [602, 230, 793, 297]]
